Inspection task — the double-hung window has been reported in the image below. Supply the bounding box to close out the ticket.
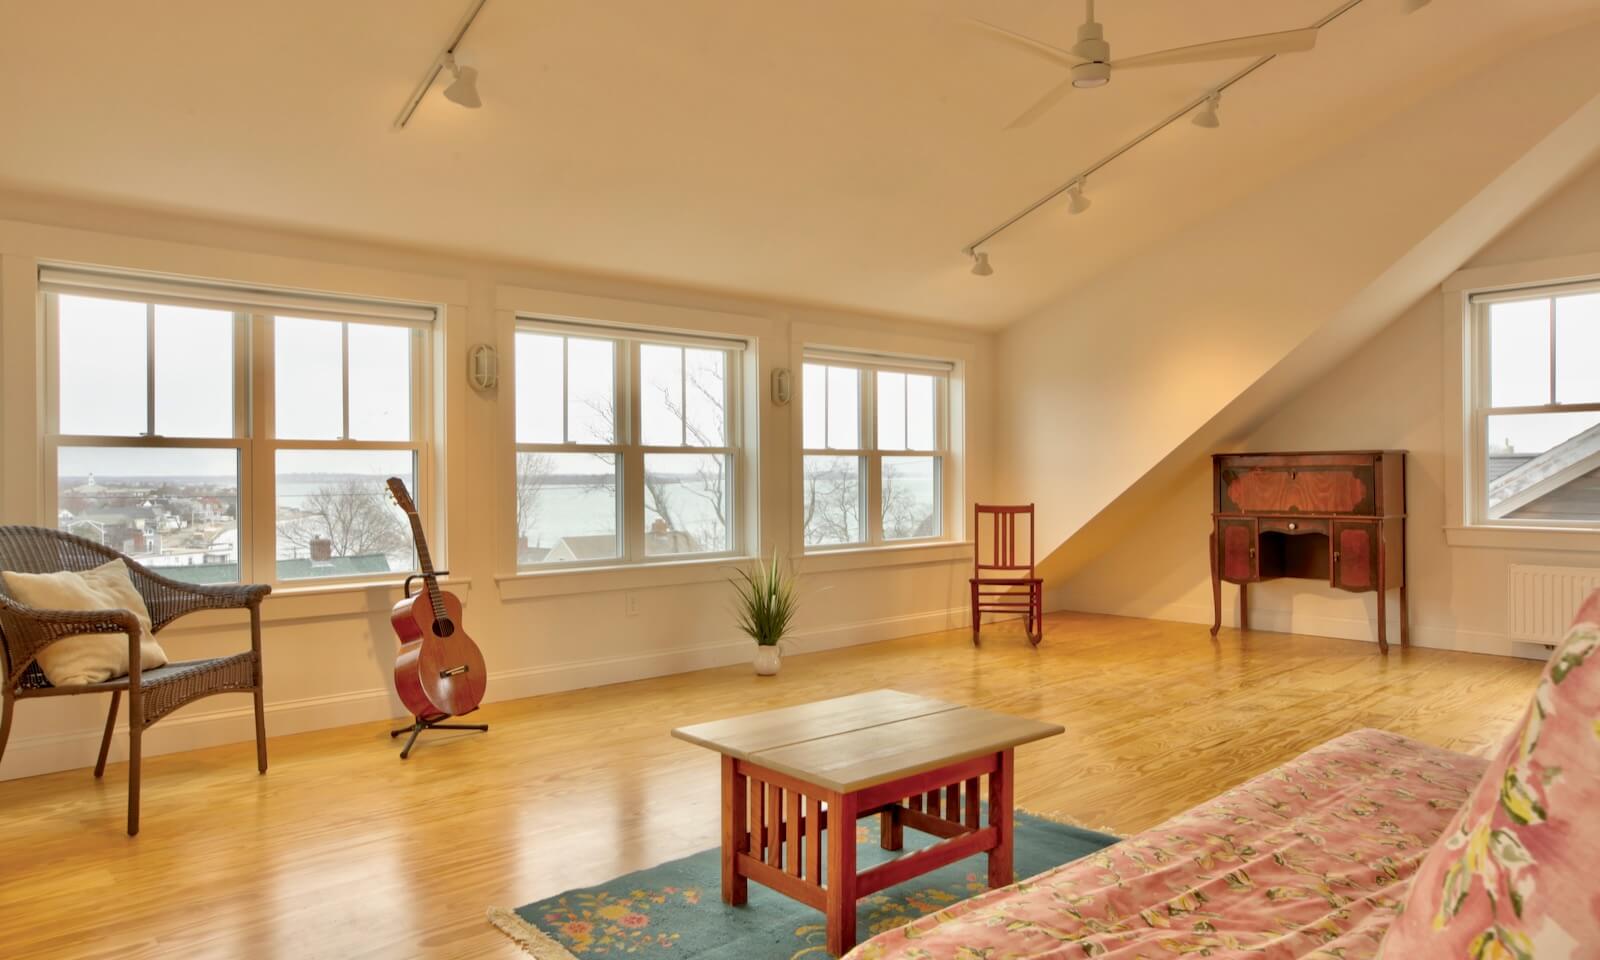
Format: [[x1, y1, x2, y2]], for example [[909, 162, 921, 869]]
[[514, 320, 743, 567], [801, 352, 951, 548], [43, 267, 434, 585], [1470, 281, 1600, 526]]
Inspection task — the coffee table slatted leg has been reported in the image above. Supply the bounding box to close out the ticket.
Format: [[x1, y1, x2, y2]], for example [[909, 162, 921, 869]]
[[825, 790, 859, 956], [805, 795, 822, 885], [749, 773, 766, 863], [721, 755, 749, 905], [786, 789, 802, 876], [964, 776, 981, 830], [987, 748, 1015, 888], [767, 782, 784, 869]]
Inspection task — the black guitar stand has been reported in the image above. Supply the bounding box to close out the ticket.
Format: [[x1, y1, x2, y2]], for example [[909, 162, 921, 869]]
[[391, 714, 488, 760], [390, 571, 487, 760]]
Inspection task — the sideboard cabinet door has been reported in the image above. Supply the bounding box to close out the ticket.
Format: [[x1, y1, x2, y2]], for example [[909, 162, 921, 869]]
[[1218, 519, 1258, 583], [1332, 521, 1379, 592]]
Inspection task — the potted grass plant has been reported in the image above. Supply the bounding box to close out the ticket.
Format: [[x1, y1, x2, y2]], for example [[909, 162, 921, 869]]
[[731, 550, 798, 676]]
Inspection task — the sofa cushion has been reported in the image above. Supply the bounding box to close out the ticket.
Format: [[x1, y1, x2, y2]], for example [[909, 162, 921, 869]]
[[1377, 590, 1600, 958], [2, 559, 168, 685], [847, 728, 1484, 959]]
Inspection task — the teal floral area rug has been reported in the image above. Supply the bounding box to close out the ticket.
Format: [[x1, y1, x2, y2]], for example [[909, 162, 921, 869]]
[[487, 810, 1119, 959]]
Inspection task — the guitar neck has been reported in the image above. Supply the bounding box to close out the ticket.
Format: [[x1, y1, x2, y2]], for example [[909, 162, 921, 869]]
[[405, 510, 448, 622]]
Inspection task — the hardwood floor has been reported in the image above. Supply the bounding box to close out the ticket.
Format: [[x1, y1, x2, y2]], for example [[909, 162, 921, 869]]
[[0, 613, 1542, 960]]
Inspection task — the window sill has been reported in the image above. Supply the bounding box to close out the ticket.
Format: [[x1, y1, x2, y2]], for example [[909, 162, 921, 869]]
[[1444, 525, 1600, 552], [797, 540, 973, 573], [497, 556, 745, 600], [161, 577, 472, 634]]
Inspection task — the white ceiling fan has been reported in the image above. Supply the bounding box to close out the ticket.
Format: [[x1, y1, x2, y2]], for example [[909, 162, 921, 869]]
[[974, 0, 1320, 128]]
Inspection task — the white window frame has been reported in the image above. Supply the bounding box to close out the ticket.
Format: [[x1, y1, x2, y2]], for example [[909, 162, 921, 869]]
[[513, 318, 746, 570], [41, 268, 436, 588], [800, 350, 953, 551], [1467, 278, 1600, 531]]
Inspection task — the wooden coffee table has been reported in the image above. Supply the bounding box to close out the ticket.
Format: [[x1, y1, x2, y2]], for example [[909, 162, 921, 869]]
[[672, 690, 1064, 955]]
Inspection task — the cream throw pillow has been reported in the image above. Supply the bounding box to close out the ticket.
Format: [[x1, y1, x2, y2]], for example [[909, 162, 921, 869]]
[[2, 559, 169, 685]]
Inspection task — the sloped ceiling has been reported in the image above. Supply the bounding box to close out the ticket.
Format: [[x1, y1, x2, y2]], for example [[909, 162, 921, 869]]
[[0, 0, 1596, 327], [994, 19, 1600, 590]]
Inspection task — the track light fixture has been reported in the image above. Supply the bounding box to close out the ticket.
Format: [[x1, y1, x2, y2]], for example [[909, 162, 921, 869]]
[[442, 54, 482, 109], [1066, 179, 1091, 215], [1193, 92, 1221, 128], [393, 0, 490, 129], [970, 251, 994, 276]]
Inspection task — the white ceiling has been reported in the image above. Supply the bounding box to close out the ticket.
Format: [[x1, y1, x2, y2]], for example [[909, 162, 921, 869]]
[[0, 0, 1596, 328]]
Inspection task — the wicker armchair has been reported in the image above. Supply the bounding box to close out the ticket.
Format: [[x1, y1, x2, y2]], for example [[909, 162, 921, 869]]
[[0, 525, 270, 835]]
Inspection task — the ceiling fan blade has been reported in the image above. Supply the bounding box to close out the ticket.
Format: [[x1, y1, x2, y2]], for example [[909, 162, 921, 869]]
[[1113, 27, 1318, 70], [969, 18, 1084, 66], [1006, 76, 1076, 130]]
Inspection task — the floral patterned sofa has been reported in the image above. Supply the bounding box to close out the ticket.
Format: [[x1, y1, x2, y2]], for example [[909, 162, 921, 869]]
[[848, 590, 1600, 960]]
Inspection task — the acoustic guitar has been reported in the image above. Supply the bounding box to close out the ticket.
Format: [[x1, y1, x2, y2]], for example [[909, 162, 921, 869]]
[[386, 478, 486, 727]]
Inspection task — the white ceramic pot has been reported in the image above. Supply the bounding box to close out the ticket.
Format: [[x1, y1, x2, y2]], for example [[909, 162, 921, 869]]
[[753, 645, 781, 676]]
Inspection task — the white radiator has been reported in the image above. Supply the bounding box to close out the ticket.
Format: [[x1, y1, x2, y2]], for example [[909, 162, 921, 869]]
[[1508, 564, 1600, 646]]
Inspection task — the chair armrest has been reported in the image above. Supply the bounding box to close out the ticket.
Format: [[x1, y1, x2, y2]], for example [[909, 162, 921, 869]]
[[0, 596, 143, 686], [120, 559, 271, 632]]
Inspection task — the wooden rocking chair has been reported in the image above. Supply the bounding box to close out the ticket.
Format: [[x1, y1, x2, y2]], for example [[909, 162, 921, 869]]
[[970, 504, 1042, 646]]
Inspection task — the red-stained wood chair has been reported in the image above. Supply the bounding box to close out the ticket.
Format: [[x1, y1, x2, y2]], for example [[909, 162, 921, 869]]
[[970, 504, 1042, 647]]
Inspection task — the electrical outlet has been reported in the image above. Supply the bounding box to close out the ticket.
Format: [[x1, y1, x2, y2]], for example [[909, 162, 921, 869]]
[[625, 592, 640, 617]]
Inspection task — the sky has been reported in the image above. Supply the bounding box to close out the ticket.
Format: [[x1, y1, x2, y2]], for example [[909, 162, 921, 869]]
[[1488, 292, 1600, 454]]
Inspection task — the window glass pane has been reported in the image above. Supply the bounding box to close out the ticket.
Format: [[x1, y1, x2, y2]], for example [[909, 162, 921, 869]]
[[877, 371, 906, 451], [153, 304, 233, 438], [641, 344, 684, 446], [684, 348, 727, 447], [1556, 293, 1600, 405], [1489, 298, 1550, 408], [57, 446, 240, 583], [1485, 411, 1600, 522], [907, 374, 936, 451], [275, 449, 415, 580], [567, 337, 616, 444], [516, 333, 565, 444], [802, 363, 827, 448], [58, 294, 147, 436], [827, 366, 859, 449], [346, 323, 411, 441], [644, 453, 729, 555], [275, 317, 343, 439], [803, 455, 862, 546], [883, 456, 939, 540], [516, 452, 619, 565]]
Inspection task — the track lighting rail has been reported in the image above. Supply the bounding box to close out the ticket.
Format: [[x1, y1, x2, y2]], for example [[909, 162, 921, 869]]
[[963, 0, 1373, 269]]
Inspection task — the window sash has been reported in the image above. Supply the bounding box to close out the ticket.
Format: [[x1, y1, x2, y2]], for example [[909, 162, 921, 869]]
[[1468, 292, 1600, 529], [800, 353, 952, 550], [515, 318, 745, 569], [43, 285, 435, 587]]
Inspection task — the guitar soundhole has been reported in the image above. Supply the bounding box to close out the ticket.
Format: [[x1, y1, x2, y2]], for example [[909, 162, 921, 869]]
[[431, 619, 456, 638]]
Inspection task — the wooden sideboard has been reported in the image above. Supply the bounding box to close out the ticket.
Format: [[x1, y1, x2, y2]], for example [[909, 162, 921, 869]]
[[1210, 451, 1408, 653]]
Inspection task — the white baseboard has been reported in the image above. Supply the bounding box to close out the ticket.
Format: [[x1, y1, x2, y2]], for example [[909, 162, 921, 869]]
[[1076, 599, 1537, 660], [0, 605, 971, 782]]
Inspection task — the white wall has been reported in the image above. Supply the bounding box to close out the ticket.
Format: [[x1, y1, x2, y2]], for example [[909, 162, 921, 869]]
[[1054, 158, 1600, 656], [0, 193, 994, 780]]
